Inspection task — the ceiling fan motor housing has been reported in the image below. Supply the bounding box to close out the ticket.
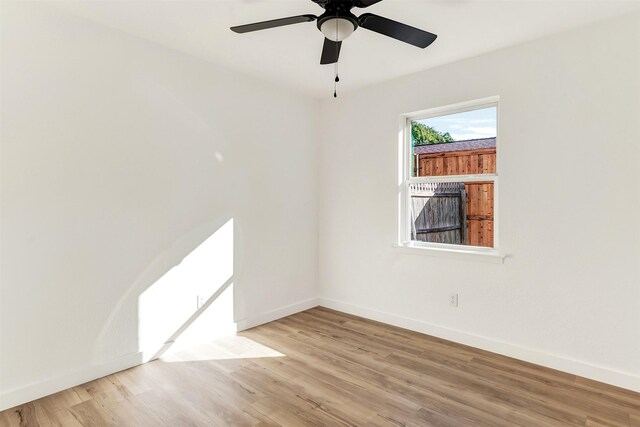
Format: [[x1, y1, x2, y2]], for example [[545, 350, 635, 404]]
[[317, 10, 358, 42]]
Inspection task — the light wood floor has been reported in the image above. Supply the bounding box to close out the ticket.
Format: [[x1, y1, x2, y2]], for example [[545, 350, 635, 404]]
[[2, 307, 639, 426]]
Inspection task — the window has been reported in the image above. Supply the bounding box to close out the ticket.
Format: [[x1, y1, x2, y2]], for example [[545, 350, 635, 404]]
[[399, 97, 499, 252]]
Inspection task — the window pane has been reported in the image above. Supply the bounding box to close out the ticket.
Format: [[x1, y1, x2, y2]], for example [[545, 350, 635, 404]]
[[411, 107, 496, 177], [409, 181, 494, 248]]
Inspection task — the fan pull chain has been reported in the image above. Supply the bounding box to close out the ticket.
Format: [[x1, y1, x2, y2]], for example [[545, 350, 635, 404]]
[[334, 61, 339, 98], [334, 13, 339, 98]]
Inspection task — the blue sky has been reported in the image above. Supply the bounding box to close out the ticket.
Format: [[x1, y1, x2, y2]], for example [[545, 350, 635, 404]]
[[416, 107, 496, 141]]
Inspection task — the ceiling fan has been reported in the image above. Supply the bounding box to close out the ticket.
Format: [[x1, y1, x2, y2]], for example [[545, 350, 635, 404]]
[[230, 0, 437, 66]]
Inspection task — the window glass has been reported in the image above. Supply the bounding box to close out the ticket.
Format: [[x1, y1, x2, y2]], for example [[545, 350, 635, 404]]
[[406, 105, 497, 248], [411, 107, 497, 178]]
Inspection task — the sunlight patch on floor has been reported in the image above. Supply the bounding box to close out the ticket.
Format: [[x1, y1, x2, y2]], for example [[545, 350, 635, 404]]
[[160, 335, 285, 362]]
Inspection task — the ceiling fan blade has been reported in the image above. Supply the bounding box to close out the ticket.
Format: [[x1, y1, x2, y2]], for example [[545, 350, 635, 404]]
[[231, 14, 316, 33], [310, 0, 330, 8], [320, 38, 342, 65], [353, 0, 383, 8], [357, 13, 437, 48]]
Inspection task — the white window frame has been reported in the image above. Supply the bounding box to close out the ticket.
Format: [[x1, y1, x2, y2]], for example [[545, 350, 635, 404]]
[[397, 96, 502, 260]]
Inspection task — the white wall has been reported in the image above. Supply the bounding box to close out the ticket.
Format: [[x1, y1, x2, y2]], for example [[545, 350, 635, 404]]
[[0, 2, 318, 409], [318, 13, 640, 391]]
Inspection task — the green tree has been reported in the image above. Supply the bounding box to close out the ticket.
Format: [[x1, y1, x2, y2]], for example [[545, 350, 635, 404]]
[[411, 122, 454, 146]]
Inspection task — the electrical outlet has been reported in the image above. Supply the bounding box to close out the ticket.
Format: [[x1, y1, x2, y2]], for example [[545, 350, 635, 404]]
[[449, 293, 459, 307], [197, 295, 205, 309]]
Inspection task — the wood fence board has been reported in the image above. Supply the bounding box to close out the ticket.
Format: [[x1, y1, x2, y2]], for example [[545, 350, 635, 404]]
[[410, 183, 466, 245]]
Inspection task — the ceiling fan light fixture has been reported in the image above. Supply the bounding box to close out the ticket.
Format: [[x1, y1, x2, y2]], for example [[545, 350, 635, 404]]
[[320, 17, 356, 42]]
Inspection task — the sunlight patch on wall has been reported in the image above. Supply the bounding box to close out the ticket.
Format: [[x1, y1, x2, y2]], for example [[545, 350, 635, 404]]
[[138, 218, 235, 360]]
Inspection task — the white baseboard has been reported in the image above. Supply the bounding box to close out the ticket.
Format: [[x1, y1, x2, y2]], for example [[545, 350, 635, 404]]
[[318, 297, 640, 393], [0, 352, 144, 412], [235, 297, 319, 331], [4, 296, 636, 412], [0, 298, 319, 412]]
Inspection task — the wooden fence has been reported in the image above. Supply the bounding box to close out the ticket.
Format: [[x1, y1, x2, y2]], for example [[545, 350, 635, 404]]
[[413, 147, 496, 247], [416, 147, 496, 176], [410, 182, 466, 244], [464, 182, 494, 247]]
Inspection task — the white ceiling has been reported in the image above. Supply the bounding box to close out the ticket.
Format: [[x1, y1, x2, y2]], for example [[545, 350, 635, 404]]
[[54, 0, 640, 99]]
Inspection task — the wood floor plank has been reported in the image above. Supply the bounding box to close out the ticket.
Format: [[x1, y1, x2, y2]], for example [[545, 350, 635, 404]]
[[1, 307, 638, 426], [246, 341, 427, 425], [249, 319, 559, 426], [275, 315, 574, 425], [243, 327, 433, 426]]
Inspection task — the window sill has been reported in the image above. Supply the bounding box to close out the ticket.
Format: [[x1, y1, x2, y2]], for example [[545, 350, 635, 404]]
[[392, 243, 505, 264]]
